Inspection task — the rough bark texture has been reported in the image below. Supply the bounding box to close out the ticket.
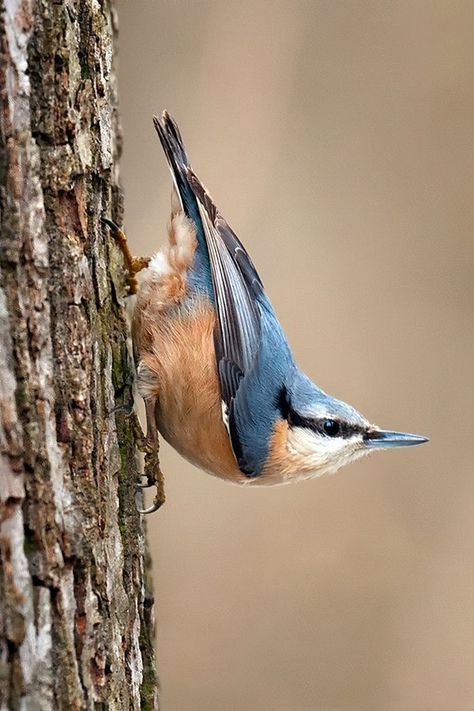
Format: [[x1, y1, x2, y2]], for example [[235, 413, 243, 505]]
[[0, 1, 158, 708]]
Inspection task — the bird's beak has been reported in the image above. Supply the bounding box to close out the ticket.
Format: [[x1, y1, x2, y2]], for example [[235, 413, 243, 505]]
[[365, 429, 429, 449]]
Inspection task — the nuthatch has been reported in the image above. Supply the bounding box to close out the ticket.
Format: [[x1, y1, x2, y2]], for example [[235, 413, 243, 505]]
[[107, 111, 427, 513]]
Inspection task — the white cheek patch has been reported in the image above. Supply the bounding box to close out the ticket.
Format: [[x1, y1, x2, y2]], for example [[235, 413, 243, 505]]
[[287, 427, 345, 467], [286, 427, 365, 477]]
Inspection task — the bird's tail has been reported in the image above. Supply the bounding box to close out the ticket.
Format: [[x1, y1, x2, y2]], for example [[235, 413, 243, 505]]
[[153, 111, 213, 290], [153, 111, 194, 215]]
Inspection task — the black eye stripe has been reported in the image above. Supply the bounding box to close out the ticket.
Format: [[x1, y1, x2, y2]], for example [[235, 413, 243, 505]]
[[293, 414, 347, 437], [294, 416, 358, 438], [283, 405, 339, 436], [276, 387, 365, 439]]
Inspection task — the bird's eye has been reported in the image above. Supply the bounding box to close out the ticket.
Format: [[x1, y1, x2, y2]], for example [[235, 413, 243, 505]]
[[323, 419, 340, 436]]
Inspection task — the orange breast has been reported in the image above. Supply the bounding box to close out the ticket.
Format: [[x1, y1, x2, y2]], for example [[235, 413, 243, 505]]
[[134, 297, 248, 483]]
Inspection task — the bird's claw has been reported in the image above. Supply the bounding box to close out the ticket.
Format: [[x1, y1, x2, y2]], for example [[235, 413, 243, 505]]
[[109, 399, 135, 417], [136, 499, 162, 515], [136, 450, 166, 514], [136, 476, 154, 489], [101, 216, 120, 232], [136, 487, 165, 515]]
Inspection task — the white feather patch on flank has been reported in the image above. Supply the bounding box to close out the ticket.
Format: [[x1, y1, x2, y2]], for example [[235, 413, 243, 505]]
[[148, 212, 196, 280], [148, 250, 173, 278]]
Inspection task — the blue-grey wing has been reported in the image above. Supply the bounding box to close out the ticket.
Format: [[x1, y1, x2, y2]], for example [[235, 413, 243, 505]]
[[187, 170, 263, 407], [188, 171, 295, 476]]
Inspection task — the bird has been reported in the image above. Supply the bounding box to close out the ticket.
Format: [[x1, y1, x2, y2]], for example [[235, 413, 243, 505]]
[[106, 111, 427, 513]]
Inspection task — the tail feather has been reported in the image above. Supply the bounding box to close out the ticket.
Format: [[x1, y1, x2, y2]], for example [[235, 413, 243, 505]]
[[153, 111, 189, 168], [154, 111, 213, 295], [153, 111, 193, 214]]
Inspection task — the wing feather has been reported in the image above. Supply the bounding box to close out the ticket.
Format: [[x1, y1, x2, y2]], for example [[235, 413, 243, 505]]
[[188, 170, 263, 412]]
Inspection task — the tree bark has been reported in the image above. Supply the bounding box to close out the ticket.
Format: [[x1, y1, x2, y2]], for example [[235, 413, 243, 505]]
[[0, 1, 158, 709]]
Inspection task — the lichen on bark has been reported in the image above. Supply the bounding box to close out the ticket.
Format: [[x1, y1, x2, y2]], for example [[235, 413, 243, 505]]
[[0, 1, 158, 708]]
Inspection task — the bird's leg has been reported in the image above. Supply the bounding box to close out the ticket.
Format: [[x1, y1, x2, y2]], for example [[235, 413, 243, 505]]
[[112, 396, 165, 514], [102, 218, 150, 295], [103, 219, 163, 511], [135, 397, 166, 515]]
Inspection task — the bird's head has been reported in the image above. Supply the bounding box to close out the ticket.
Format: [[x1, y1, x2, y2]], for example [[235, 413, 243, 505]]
[[277, 371, 427, 479]]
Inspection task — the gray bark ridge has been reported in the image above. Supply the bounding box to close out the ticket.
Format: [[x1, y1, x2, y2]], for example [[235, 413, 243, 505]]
[[0, 1, 158, 709]]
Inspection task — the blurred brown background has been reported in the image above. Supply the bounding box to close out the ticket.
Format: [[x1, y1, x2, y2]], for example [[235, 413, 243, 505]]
[[116, 2, 474, 710]]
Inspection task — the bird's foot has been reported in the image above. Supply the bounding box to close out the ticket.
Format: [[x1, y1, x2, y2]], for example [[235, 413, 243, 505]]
[[129, 411, 165, 514], [102, 217, 150, 295], [137, 449, 166, 515], [114, 406, 165, 514]]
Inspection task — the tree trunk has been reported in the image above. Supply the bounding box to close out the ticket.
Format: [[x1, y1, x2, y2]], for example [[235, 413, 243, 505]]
[[0, 1, 158, 708]]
